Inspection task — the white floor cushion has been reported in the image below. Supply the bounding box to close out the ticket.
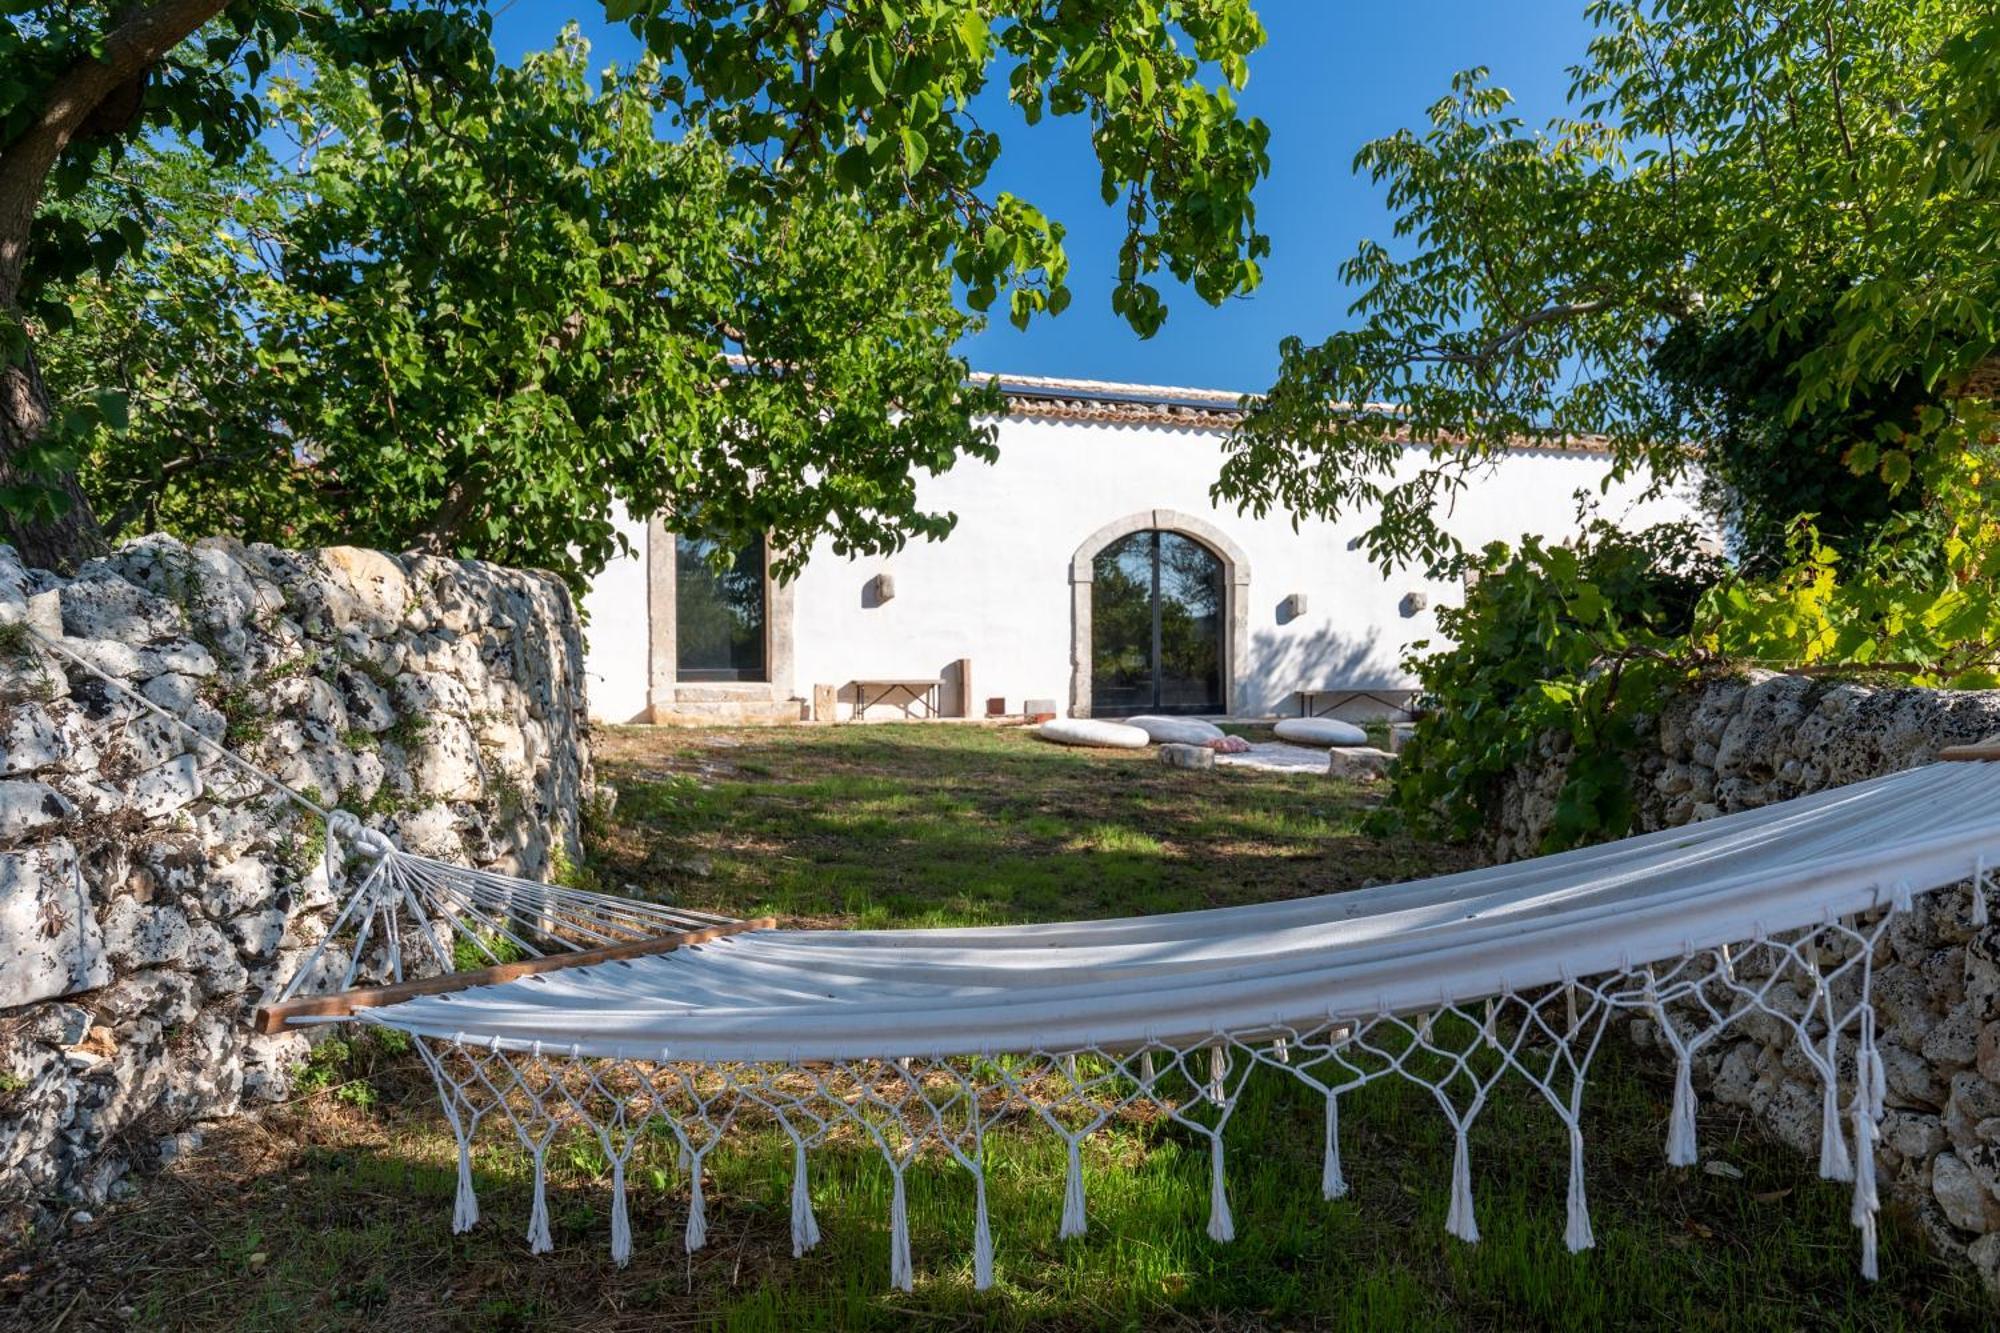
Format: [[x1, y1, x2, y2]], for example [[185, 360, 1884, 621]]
[[1035, 719, 1152, 749], [1273, 716, 1368, 747], [1124, 715, 1227, 745]]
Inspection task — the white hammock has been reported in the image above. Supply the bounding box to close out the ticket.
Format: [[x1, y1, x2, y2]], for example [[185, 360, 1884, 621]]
[[348, 761, 2000, 1288], [28, 624, 2000, 1290]]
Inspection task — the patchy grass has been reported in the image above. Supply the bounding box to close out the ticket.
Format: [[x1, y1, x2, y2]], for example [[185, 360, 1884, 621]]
[[3, 724, 1987, 1330]]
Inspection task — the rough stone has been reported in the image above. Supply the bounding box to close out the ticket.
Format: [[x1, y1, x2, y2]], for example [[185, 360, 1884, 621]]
[[1157, 742, 1216, 771], [0, 535, 590, 1237], [1934, 1152, 2000, 1232], [0, 781, 73, 839], [1326, 746, 1396, 783]]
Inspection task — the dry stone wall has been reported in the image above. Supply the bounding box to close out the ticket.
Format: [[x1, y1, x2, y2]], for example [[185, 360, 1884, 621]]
[[0, 536, 591, 1238], [1493, 670, 2000, 1282]]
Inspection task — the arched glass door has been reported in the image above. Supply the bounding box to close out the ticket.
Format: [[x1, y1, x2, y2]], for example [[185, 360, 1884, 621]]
[[1091, 530, 1224, 716]]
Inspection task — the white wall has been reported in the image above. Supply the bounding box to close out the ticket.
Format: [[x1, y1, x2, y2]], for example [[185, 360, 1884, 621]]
[[580, 504, 652, 724], [582, 415, 1703, 722]]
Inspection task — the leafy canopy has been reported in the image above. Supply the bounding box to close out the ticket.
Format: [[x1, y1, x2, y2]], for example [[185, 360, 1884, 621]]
[[42, 31, 1012, 590], [1214, 0, 1999, 574], [6, 0, 1273, 565]]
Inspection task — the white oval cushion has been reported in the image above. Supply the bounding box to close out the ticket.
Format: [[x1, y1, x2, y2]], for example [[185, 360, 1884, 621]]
[[1035, 719, 1151, 749], [1124, 715, 1227, 745], [1274, 716, 1368, 747]]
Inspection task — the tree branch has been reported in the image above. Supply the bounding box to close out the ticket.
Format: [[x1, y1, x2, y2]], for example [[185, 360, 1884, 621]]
[[0, 0, 231, 303]]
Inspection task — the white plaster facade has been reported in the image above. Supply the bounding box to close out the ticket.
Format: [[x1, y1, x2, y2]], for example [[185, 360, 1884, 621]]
[[581, 374, 1702, 724]]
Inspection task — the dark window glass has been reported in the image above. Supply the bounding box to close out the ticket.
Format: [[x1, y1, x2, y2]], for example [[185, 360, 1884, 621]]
[[1090, 529, 1224, 716], [676, 536, 766, 681]]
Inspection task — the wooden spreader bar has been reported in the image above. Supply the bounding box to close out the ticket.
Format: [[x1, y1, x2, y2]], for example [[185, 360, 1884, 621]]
[[252, 917, 778, 1034], [1939, 744, 2000, 762]]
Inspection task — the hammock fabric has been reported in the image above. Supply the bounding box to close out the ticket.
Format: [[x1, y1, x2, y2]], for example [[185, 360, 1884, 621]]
[[29, 623, 2000, 1291]]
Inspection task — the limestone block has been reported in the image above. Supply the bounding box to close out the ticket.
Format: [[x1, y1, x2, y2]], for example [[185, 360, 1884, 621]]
[[2, 704, 65, 774], [1933, 1152, 2000, 1232], [201, 859, 276, 919], [129, 754, 202, 819], [57, 569, 185, 643], [0, 780, 73, 839], [140, 672, 199, 717], [1157, 743, 1216, 771], [0, 844, 111, 1008], [1326, 747, 1396, 783], [101, 899, 192, 969]]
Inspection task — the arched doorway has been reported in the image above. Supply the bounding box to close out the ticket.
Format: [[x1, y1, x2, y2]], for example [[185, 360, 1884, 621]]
[[1091, 530, 1225, 715], [1069, 509, 1249, 718]]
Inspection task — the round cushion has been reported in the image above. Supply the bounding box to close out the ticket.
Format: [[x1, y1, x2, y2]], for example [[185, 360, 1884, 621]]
[[1273, 716, 1369, 747], [1034, 719, 1151, 750], [1124, 715, 1227, 746]]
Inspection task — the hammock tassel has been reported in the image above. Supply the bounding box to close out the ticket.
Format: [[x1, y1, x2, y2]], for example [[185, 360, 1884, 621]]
[[452, 1126, 479, 1232], [1059, 1139, 1088, 1239], [1666, 1051, 1699, 1167], [1818, 1068, 1853, 1183], [527, 1147, 554, 1255], [685, 1153, 709, 1253], [1446, 1128, 1479, 1244], [1853, 1032, 1883, 1280], [1563, 1125, 1593, 1253], [971, 1168, 994, 1291], [790, 1138, 821, 1257], [1207, 1137, 1234, 1243], [609, 1160, 632, 1267], [889, 1169, 913, 1293], [1322, 1093, 1348, 1200]]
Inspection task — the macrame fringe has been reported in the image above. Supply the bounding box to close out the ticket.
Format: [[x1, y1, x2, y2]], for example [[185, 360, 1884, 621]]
[[1321, 1093, 1348, 1200], [1059, 1139, 1088, 1239], [609, 1160, 632, 1267], [889, 1170, 913, 1293], [1564, 1126, 1593, 1253], [1446, 1129, 1479, 1243], [1666, 1051, 1699, 1167], [685, 1153, 709, 1253], [527, 1148, 553, 1254], [1207, 1137, 1234, 1242], [790, 1138, 821, 1257], [971, 1170, 994, 1291]]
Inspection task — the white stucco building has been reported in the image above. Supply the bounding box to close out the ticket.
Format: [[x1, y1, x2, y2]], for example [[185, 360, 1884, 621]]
[[581, 373, 1700, 725]]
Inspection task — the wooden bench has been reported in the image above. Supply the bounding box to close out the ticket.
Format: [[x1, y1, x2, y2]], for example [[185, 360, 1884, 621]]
[[849, 678, 944, 719], [1296, 686, 1421, 722]]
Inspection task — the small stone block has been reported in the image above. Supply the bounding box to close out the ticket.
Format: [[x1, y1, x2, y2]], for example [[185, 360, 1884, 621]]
[[1327, 746, 1396, 782], [812, 683, 837, 722], [1158, 743, 1216, 771]]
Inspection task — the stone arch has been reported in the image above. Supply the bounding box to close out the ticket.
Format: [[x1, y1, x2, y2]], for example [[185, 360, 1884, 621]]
[[1068, 509, 1250, 717]]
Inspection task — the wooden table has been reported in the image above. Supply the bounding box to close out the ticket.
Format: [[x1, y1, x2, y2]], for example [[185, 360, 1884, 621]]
[[850, 678, 945, 719]]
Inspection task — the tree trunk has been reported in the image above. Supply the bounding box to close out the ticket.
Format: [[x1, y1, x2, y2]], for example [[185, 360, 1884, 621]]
[[0, 330, 106, 571], [0, 0, 232, 571]]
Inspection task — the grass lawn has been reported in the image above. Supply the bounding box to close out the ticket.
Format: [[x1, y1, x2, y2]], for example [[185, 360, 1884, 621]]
[[4, 723, 1988, 1330]]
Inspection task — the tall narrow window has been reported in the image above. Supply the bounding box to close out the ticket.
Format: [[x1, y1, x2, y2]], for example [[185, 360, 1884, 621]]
[[675, 535, 767, 681]]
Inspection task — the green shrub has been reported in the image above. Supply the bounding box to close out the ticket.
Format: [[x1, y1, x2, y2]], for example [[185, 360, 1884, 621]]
[[1391, 521, 1723, 847]]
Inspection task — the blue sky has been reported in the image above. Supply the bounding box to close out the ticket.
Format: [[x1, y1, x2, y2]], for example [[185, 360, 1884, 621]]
[[491, 2, 1600, 395]]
